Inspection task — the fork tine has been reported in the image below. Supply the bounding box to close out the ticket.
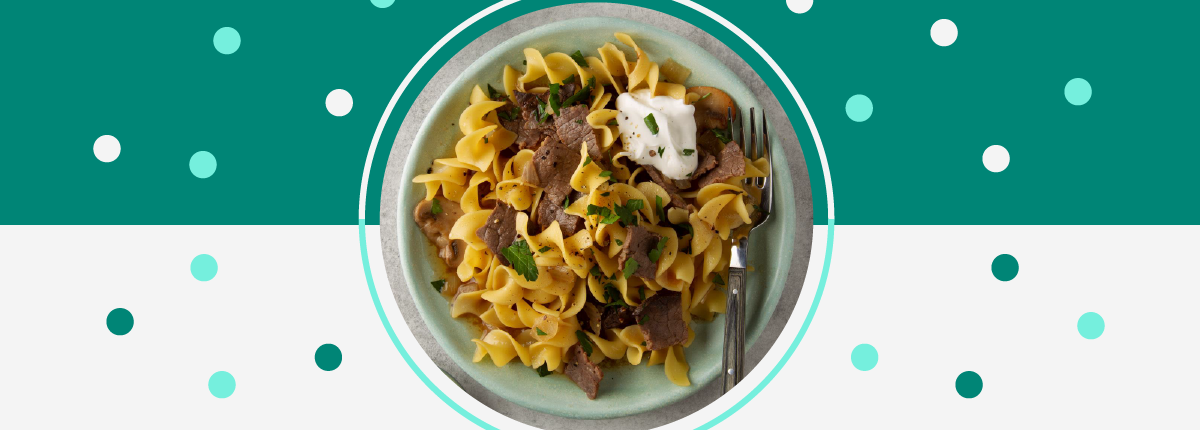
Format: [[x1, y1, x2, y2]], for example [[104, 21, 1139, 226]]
[[748, 108, 758, 161], [760, 109, 769, 188]]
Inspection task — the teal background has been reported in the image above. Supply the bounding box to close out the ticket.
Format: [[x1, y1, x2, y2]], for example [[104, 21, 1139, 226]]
[[2, 0, 1196, 225]]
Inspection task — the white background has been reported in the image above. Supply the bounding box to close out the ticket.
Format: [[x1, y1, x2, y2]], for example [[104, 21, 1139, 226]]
[[1, 225, 1196, 428]]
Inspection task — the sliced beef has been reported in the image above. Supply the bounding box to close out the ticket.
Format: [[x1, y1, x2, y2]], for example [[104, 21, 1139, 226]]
[[696, 129, 722, 155], [618, 225, 662, 280], [643, 166, 687, 208], [634, 290, 687, 351], [554, 104, 608, 169], [520, 137, 580, 207], [694, 142, 746, 189], [535, 190, 584, 236], [513, 91, 556, 150], [692, 147, 718, 178], [414, 198, 468, 267], [600, 305, 636, 331], [564, 343, 603, 400], [474, 202, 520, 265]]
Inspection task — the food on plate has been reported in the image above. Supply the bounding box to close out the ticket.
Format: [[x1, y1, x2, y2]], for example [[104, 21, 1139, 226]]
[[412, 32, 770, 399]]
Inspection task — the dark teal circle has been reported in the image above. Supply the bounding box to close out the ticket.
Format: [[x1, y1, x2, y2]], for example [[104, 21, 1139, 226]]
[[956, 371, 983, 398], [991, 254, 1019, 281], [106, 308, 134, 335], [315, 343, 342, 371]]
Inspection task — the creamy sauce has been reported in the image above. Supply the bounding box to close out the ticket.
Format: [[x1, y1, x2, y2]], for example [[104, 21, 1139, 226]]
[[615, 90, 698, 180]]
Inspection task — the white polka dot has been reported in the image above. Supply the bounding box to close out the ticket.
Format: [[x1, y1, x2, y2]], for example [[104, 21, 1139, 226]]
[[931, 19, 958, 47], [326, 89, 353, 117], [94, 135, 120, 163], [982, 145, 1009, 173], [786, 0, 813, 13]]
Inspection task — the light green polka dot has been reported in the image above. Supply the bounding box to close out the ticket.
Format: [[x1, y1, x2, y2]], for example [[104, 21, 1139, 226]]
[[1078, 312, 1105, 339], [213, 27, 241, 55], [208, 371, 236, 398], [845, 94, 873, 122], [190, 151, 217, 179], [850, 344, 878, 371], [1065, 78, 1092, 106], [191, 254, 218, 281], [371, 0, 395, 7]]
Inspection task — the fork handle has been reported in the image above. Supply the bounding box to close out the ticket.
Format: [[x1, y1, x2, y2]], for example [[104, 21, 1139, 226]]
[[722, 266, 747, 393]]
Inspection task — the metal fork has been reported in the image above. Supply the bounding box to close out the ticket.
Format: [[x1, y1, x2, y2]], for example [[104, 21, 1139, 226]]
[[722, 107, 773, 393]]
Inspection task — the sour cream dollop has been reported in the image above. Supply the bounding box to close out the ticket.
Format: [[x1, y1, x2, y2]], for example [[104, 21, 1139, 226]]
[[615, 90, 697, 180]]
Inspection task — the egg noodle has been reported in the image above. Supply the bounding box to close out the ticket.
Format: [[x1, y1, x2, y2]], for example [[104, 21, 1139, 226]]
[[413, 33, 769, 390]]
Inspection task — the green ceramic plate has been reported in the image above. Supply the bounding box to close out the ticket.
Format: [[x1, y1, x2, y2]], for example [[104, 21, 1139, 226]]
[[397, 17, 796, 419]]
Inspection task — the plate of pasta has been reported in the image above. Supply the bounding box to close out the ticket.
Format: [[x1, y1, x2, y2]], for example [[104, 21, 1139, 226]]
[[399, 17, 798, 419]]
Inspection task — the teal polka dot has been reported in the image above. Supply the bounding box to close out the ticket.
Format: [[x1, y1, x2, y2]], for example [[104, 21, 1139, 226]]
[[1078, 312, 1105, 339], [991, 254, 1018, 281], [955, 371, 983, 398], [850, 344, 878, 371], [213, 27, 241, 55], [190, 151, 217, 179], [106, 308, 134, 336], [208, 371, 236, 398], [371, 0, 395, 7], [191, 254, 218, 281], [1065, 78, 1092, 106], [845, 94, 873, 122], [315, 344, 343, 371]]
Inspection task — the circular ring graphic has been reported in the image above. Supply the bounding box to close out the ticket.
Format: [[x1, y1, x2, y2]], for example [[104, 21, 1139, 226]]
[[357, 1, 835, 428]]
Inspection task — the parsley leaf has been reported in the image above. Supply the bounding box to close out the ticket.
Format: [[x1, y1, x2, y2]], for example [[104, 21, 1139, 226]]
[[570, 50, 587, 66], [603, 283, 627, 308], [535, 363, 553, 377], [615, 238, 623, 246], [575, 119, 584, 125], [538, 246, 551, 253], [590, 265, 604, 279], [587, 204, 620, 225], [498, 107, 520, 122], [622, 259, 639, 279], [430, 198, 443, 216], [582, 156, 592, 167], [657, 146, 664, 157], [641, 341, 647, 346], [682, 149, 695, 156], [644, 113, 660, 135], [714, 273, 726, 286], [613, 200, 642, 226], [639, 314, 649, 325], [655, 195, 664, 220], [625, 199, 645, 211], [697, 92, 712, 101], [575, 330, 594, 355], [563, 195, 571, 210], [548, 83, 562, 115], [535, 99, 550, 124], [648, 236, 668, 262], [561, 77, 596, 107], [638, 286, 645, 301], [607, 119, 618, 126], [601, 192, 610, 197], [598, 170, 612, 178], [536, 327, 547, 336], [713, 127, 732, 143], [431, 279, 446, 292], [487, 84, 505, 100], [501, 240, 539, 281]]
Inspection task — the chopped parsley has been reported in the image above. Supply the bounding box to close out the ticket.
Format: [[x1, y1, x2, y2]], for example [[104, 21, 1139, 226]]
[[575, 330, 594, 355], [587, 204, 621, 225], [655, 196, 664, 221], [648, 236, 669, 262], [601, 192, 610, 197], [536, 327, 547, 336], [501, 239, 539, 281], [535, 99, 550, 123], [656, 146, 664, 157], [487, 84, 505, 100], [613, 199, 643, 226], [522, 59, 527, 65], [713, 126, 733, 143], [582, 156, 592, 167], [639, 314, 649, 325], [570, 50, 587, 66], [598, 170, 612, 178], [641, 341, 647, 346], [538, 246, 551, 253], [714, 273, 726, 286], [697, 92, 712, 101], [644, 113, 660, 135], [547, 83, 562, 114], [430, 198, 443, 216], [607, 119, 618, 126], [590, 265, 604, 279], [431, 279, 446, 292], [603, 284, 627, 308], [615, 238, 624, 246], [638, 286, 646, 301], [563, 195, 570, 210], [497, 106, 520, 121], [682, 149, 695, 156], [622, 259, 639, 279], [535, 363, 553, 377], [575, 119, 585, 125], [561, 76, 596, 107]]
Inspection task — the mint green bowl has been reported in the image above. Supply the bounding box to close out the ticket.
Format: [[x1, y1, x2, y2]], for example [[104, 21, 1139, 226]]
[[397, 17, 796, 420]]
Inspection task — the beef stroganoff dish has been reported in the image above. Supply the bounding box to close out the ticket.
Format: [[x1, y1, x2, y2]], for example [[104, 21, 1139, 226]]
[[412, 32, 769, 400]]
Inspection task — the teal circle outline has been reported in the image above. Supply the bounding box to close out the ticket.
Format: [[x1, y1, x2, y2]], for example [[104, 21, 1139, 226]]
[[355, 2, 835, 428], [850, 343, 878, 371]]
